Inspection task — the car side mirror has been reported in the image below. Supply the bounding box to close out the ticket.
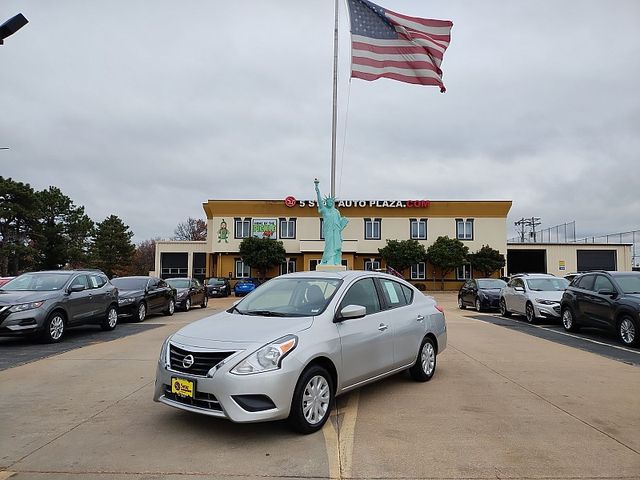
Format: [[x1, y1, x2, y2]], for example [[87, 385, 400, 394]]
[[68, 285, 85, 293], [597, 288, 616, 297], [334, 304, 366, 323], [514, 286, 525, 292]]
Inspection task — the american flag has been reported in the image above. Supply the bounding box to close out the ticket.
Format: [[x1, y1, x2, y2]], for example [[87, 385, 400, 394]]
[[347, 0, 453, 92]]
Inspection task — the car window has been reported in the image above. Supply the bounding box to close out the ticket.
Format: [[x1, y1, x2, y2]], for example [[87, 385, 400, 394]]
[[379, 279, 408, 309], [339, 278, 381, 315], [614, 274, 640, 294], [93, 275, 107, 288], [526, 278, 569, 291], [192, 279, 201, 287], [593, 275, 615, 293], [70, 275, 89, 289], [401, 284, 414, 304], [148, 278, 159, 289], [2, 272, 72, 291], [575, 274, 595, 291], [513, 278, 525, 289], [87, 275, 99, 289], [158, 279, 168, 288], [477, 279, 506, 289]]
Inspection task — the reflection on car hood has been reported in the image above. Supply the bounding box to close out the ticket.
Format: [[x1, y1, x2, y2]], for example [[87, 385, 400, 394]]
[[531, 291, 564, 301], [174, 287, 189, 294], [479, 289, 501, 297], [0, 290, 61, 305], [118, 289, 144, 298], [172, 311, 313, 345]]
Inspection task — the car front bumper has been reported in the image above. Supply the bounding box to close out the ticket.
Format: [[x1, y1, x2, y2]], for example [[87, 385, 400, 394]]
[[533, 302, 561, 319], [0, 307, 48, 336]]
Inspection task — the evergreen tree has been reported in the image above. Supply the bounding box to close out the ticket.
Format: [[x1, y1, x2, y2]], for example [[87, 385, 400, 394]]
[[378, 239, 427, 275], [238, 236, 286, 280], [468, 245, 506, 277], [90, 215, 135, 278], [427, 236, 469, 290]]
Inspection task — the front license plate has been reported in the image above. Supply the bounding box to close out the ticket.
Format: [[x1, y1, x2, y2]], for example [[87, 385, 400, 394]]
[[171, 377, 195, 398]]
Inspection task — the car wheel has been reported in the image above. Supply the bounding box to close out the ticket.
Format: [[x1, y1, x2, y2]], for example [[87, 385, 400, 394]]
[[525, 303, 537, 324], [618, 316, 638, 347], [475, 297, 483, 312], [288, 365, 334, 434], [457, 296, 466, 310], [561, 307, 579, 332], [101, 305, 118, 331], [40, 311, 65, 343], [136, 302, 147, 323], [201, 295, 208, 308], [409, 337, 437, 382], [500, 298, 511, 317], [163, 298, 175, 316], [184, 298, 191, 311]]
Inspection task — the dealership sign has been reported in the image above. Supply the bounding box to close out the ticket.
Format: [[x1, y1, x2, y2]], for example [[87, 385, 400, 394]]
[[284, 196, 430, 209], [252, 218, 277, 239]]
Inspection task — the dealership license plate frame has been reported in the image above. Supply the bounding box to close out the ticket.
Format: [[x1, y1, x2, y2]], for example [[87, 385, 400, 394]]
[[171, 376, 195, 399]]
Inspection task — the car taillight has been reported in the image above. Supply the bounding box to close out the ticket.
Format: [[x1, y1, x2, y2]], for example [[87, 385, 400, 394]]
[[435, 305, 444, 313]]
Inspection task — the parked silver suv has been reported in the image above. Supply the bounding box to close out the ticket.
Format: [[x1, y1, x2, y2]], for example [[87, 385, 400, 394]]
[[499, 273, 569, 323]]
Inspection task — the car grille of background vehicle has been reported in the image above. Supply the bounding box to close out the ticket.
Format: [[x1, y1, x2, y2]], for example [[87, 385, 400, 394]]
[[163, 385, 222, 411], [169, 344, 235, 376]]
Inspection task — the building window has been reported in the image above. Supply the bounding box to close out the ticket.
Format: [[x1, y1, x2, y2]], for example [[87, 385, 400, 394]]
[[280, 259, 296, 275], [456, 263, 472, 280], [410, 262, 426, 280], [279, 218, 296, 239], [364, 259, 381, 271], [456, 218, 474, 240], [364, 218, 381, 240], [234, 217, 251, 239], [410, 218, 427, 239], [235, 259, 250, 278]]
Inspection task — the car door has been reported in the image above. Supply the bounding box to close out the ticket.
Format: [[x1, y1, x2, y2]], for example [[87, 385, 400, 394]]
[[376, 278, 424, 368], [511, 278, 528, 314], [65, 274, 93, 324], [157, 279, 173, 310], [465, 280, 478, 306], [335, 277, 394, 388], [589, 275, 619, 329], [191, 279, 204, 304], [574, 274, 598, 326]]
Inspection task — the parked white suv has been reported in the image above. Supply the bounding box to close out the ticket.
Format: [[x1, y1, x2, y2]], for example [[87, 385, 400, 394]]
[[499, 274, 569, 323]]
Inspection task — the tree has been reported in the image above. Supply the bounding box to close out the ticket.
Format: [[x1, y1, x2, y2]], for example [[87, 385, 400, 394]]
[[427, 236, 469, 290], [238, 236, 286, 280], [378, 239, 427, 275], [0, 177, 39, 275], [468, 245, 505, 277], [33, 186, 94, 270], [89, 215, 135, 278], [130, 238, 159, 275], [173, 217, 207, 241]]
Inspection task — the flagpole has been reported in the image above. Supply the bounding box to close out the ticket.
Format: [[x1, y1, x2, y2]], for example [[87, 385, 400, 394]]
[[330, 0, 339, 198]]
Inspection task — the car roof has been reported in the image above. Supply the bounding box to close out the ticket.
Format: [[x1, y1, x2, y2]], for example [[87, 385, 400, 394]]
[[281, 270, 409, 283], [511, 273, 555, 278]]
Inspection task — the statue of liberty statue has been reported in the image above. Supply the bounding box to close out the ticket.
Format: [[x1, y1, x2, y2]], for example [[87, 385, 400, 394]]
[[314, 179, 349, 265]]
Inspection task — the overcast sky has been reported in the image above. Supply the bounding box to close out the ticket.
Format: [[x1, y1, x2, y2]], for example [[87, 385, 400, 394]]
[[2, 1, 639, 243]]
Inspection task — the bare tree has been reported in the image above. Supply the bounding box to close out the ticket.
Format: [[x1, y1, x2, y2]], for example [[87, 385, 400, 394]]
[[130, 238, 160, 275], [173, 217, 207, 241]]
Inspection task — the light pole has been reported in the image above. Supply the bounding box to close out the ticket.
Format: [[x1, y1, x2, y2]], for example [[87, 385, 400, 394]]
[[0, 13, 28, 45]]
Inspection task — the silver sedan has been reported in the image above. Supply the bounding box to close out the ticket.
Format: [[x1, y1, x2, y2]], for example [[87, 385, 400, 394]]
[[153, 270, 447, 434]]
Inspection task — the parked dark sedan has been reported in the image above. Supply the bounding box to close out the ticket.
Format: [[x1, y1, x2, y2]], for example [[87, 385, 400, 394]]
[[458, 278, 507, 312], [206, 277, 231, 297], [166, 277, 208, 311], [111, 276, 176, 322], [234, 278, 261, 297], [560, 271, 640, 346]]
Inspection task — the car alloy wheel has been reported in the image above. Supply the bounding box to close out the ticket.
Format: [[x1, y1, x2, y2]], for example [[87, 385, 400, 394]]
[[201, 295, 208, 308], [525, 303, 536, 324], [137, 302, 146, 322], [101, 306, 118, 331], [302, 375, 331, 426], [165, 299, 175, 316], [185, 298, 191, 311], [562, 309, 573, 330], [47, 313, 65, 342], [500, 298, 511, 317], [475, 298, 482, 312], [409, 337, 436, 382], [457, 296, 465, 309], [619, 317, 637, 346]]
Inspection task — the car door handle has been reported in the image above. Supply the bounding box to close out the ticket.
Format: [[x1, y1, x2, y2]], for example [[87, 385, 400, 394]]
[[378, 323, 388, 331], [416, 315, 425, 322]]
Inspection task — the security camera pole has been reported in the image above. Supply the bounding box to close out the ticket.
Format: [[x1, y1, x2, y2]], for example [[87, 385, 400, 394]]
[[0, 13, 28, 45]]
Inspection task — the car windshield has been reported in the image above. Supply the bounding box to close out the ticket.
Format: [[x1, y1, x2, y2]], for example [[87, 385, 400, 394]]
[[166, 279, 190, 289], [207, 278, 226, 285], [526, 278, 569, 291], [614, 274, 640, 294], [111, 278, 148, 290], [1, 272, 73, 291], [231, 278, 343, 317], [477, 279, 506, 289]]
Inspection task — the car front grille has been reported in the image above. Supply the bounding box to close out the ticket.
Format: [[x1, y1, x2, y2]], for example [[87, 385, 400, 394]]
[[163, 384, 222, 412], [553, 305, 561, 314], [169, 344, 235, 376]]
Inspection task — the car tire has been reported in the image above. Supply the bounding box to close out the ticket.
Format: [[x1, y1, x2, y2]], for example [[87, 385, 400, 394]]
[[618, 315, 638, 347], [184, 298, 191, 311], [499, 298, 511, 317], [457, 296, 466, 309], [288, 365, 334, 434], [409, 337, 437, 382], [101, 305, 118, 331], [136, 302, 147, 323], [525, 302, 537, 324], [163, 298, 175, 316], [561, 307, 579, 332], [475, 297, 483, 312], [40, 311, 66, 343], [201, 295, 208, 308]]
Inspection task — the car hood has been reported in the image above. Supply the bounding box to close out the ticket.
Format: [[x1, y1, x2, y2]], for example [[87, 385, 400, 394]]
[[0, 290, 61, 305], [174, 287, 189, 294], [171, 311, 314, 348], [118, 289, 144, 298], [530, 291, 564, 301], [479, 289, 501, 297]]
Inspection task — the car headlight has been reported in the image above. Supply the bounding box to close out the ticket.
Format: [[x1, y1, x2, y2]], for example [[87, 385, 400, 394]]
[[231, 335, 297, 375], [159, 335, 172, 365], [177, 292, 187, 299], [9, 301, 45, 313], [118, 297, 135, 305], [535, 299, 558, 305]]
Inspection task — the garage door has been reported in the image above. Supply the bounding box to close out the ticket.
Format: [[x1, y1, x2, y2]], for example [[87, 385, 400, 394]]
[[576, 250, 616, 271]]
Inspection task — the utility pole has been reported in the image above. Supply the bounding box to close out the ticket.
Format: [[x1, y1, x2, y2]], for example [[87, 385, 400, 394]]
[[514, 217, 542, 243], [514, 218, 527, 243], [529, 217, 541, 242]]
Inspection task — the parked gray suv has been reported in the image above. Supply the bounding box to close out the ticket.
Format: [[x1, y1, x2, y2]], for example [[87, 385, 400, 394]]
[[0, 270, 119, 343]]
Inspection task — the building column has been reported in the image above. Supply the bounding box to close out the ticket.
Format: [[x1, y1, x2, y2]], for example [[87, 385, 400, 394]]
[[187, 251, 193, 279]]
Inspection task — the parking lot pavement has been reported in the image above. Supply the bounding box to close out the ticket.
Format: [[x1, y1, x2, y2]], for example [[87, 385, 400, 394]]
[[1, 293, 639, 479]]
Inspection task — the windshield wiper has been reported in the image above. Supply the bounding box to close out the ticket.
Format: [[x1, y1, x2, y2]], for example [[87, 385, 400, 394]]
[[227, 305, 245, 315], [244, 310, 287, 317]]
